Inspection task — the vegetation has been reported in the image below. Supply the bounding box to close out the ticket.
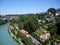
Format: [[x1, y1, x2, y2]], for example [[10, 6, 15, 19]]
[[0, 15, 7, 25], [10, 8, 60, 45], [37, 13, 45, 19], [47, 8, 56, 15], [47, 23, 57, 35], [0, 15, 1, 17], [17, 33, 35, 45], [11, 14, 40, 34], [55, 15, 60, 41], [0, 19, 7, 25]]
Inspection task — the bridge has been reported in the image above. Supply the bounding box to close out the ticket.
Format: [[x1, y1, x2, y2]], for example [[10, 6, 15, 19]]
[[0, 15, 19, 22], [6, 15, 19, 21]]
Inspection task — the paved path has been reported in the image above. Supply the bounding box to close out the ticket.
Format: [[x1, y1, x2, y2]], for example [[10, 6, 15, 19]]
[[28, 35, 42, 45]]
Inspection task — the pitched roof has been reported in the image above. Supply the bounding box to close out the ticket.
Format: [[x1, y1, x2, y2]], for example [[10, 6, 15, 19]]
[[18, 29, 28, 35], [9, 25, 14, 29]]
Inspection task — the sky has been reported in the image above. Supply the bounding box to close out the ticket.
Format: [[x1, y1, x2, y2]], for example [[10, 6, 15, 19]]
[[0, 0, 60, 15]]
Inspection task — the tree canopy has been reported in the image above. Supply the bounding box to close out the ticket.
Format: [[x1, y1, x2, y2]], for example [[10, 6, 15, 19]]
[[47, 8, 56, 15], [11, 14, 40, 34]]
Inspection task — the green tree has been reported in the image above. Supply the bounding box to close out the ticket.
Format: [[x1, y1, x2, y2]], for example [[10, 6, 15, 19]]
[[55, 15, 60, 35], [0, 15, 1, 18], [47, 8, 56, 16], [11, 14, 40, 34], [17, 33, 35, 45], [19, 22, 24, 29], [47, 23, 57, 40], [37, 13, 45, 19], [0, 19, 7, 25], [24, 16, 40, 33]]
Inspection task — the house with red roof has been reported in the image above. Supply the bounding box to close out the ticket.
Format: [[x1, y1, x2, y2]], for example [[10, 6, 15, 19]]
[[18, 29, 28, 36]]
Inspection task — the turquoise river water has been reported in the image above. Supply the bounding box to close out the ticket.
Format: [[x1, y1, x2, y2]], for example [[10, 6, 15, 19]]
[[0, 23, 19, 45]]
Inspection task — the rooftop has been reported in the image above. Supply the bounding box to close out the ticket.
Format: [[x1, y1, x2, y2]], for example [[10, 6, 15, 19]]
[[18, 29, 28, 35]]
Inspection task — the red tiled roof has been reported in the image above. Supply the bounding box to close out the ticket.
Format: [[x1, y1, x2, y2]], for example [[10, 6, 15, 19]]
[[18, 29, 28, 35]]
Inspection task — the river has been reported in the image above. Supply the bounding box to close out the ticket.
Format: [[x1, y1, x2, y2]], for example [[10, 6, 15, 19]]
[[0, 23, 19, 45]]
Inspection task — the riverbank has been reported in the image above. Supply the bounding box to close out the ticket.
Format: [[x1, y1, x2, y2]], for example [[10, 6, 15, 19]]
[[8, 28, 25, 45], [0, 23, 19, 45], [0, 20, 8, 25]]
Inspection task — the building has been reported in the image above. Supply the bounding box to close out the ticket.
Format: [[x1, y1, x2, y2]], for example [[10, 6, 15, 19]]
[[0, 18, 7, 20], [18, 29, 28, 36], [38, 19, 46, 24], [14, 24, 19, 30], [38, 28, 50, 40], [39, 33, 50, 40], [9, 25, 14, 30], [56, 9, 60, 16]]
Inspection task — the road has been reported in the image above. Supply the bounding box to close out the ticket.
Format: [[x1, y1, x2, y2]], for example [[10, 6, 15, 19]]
[[28, 35, 42, 45]]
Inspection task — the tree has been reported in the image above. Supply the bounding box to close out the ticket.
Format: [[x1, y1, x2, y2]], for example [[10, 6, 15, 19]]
[[55, 15, 60, 35], [11, 18, 16, 23], [47, 23, 57, 40], [0, 19, 7, 25], [19, 22, 24, 29], [37, 12, 45, 19], [11, 14, 40, 34], [0, 15, 1, 18], [47, 8, 56, 16], [17, 33, 35, 45], [24, 16, 40, 33]]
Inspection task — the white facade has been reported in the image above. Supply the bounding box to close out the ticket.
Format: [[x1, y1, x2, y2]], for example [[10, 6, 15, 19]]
[[56, 13, 60, 16], [39, 33, 50, 40]]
